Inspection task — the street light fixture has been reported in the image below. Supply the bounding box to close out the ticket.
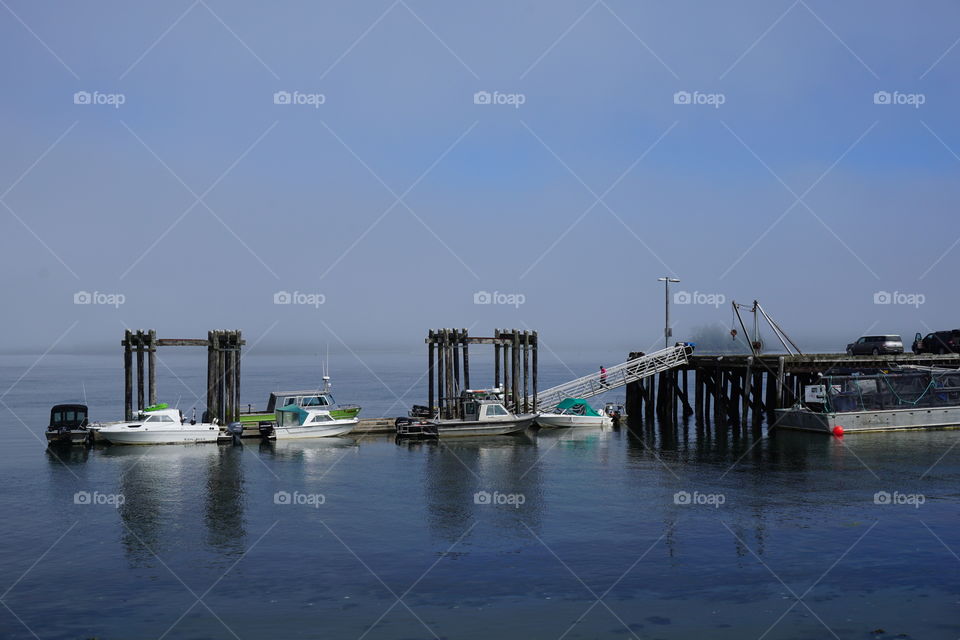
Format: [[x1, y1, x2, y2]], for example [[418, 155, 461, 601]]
[[657, 276, 680, 349]]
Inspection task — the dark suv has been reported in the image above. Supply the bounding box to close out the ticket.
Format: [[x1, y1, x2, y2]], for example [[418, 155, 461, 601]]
[[912, 330, 960, 354], [846, 335, 904, 356]]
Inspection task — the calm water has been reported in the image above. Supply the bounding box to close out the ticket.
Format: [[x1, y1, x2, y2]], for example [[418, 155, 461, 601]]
[[1, 353, 958, 639]]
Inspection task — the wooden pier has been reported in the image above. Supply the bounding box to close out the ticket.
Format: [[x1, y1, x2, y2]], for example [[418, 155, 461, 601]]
[[626, 352, 960, 428], [426, 328, 538, 418], [122, 329, 245, 424]]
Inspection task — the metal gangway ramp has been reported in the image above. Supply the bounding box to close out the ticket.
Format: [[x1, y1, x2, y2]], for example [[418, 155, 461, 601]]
[[535, 345, 692, 412]]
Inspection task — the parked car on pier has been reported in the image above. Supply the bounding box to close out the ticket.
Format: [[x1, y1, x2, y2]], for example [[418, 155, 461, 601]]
[[912, 330, 960, 354], [846, 335, 904, 356]]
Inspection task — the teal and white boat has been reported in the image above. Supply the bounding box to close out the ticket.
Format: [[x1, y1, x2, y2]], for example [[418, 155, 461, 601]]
[[536, 398, 613, 429], [240, 377, 361, 427], [261, 401, 358, 440]]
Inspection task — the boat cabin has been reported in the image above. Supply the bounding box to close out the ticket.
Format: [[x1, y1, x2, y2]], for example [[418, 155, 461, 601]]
[[49, 404, 88, 431], [266, 390, 338, 412], [275, 405, 338, 428], [460, 397, 514, 422]]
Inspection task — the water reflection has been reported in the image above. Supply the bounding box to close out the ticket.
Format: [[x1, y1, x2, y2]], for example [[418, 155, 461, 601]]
[[418, 433, 544, 542], [258, 437, 359, 462], [103, 444, 247, 563]]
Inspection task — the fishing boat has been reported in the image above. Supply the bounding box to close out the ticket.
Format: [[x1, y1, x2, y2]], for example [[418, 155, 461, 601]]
[[238, 377, 361, 429], [774, 368, 960, 434], [98, 404, 220, 445], [397, 389, 536, 438], [536, 398, 613, 429], [261, 404, 357, 439], [603, 401, 627, 425], [45, 404, 91, 446]]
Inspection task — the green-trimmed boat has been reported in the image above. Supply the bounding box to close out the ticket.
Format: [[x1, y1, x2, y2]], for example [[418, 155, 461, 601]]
[[239, 377, 361, 426]]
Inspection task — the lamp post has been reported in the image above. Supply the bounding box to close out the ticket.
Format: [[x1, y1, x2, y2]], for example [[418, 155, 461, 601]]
[[657, 277, 680, 349]]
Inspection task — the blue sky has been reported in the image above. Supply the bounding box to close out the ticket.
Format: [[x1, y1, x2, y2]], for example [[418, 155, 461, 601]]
[[1, 0, 959, 355]]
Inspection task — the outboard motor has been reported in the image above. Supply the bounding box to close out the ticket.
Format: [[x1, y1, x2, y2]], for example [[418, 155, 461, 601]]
[[226, 421, 244, 445]]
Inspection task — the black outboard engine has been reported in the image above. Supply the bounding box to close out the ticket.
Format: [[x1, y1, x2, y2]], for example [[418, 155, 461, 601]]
[[226, 421, 244, 445]]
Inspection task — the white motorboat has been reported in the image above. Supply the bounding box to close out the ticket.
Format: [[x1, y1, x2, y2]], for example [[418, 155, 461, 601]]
[[398, 389, 536, 438], [98, 405, 220, 445], [263, 404, 357, 439], [536, 398, 613, 429]]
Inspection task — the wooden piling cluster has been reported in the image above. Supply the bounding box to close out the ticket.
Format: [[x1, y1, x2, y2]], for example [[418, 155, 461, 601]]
[[625, 352, 960, 429], [206, 330, 243, 425], [122, 330, 157, 420], [426, 328, 537, 418], [122, 329, 244, 424]]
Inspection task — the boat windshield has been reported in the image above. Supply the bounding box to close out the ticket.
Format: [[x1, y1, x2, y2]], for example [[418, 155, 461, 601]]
[[300, 395, 330, 407]]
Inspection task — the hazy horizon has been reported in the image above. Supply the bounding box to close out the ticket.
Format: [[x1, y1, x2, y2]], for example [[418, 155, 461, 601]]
[[2, 1, 957, 359]]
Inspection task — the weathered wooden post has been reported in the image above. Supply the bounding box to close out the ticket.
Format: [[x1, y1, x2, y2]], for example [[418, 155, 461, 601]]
[[224, 333, 234, 424], [436, 331, 443, 418], [234, 330, 242, 423], [776, 356, 786, 408], [743, 357, 753, 422], [531, 331, 538, 411], [123, 330, 133, 420], [135, 330, 145, 411], [694, 368, 704, 420], [511, 331, 520, 411], [462, 329, 470, 391], [147, 329, 157, 406], [427, 330, 435, 414], [522, 331, 530, 412]]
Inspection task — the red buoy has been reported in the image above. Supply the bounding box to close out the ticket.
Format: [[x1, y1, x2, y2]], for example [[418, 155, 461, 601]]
[[832, 425, 844, 437]]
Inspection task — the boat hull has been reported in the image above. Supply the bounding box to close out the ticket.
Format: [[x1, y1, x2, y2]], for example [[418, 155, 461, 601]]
[[99, 425, 221, 445], [271, 421, 356, 440], [240, 406, 361, 424], [536, 415, 613, 429], [45, 429, 90, 446], [434, 415, 536, 437], [774, 406, 960, 433]]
